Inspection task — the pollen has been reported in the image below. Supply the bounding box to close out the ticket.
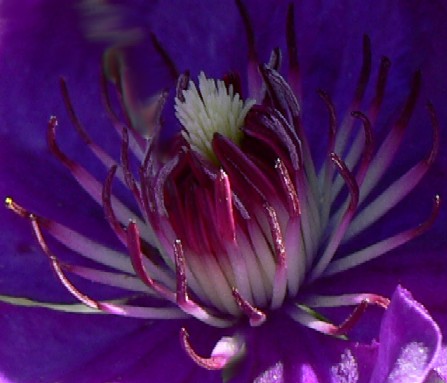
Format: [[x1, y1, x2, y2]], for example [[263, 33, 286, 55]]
[[175, 72, 255, 161]]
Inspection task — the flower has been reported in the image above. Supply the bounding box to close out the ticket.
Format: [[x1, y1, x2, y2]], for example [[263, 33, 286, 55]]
[[1, 1, 447, 382]]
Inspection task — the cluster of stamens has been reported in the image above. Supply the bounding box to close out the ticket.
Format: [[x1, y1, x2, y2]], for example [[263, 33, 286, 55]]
[[3, 0, 441, 371]]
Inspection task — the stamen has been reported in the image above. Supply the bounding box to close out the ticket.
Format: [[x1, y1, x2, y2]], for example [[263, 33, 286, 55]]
[[64, 263, 152, 294], [232, 287, 266, 326], [350, 111, 374, 185], [289, 296, 385, 336], [174, 240, 232, 328], [303, 293, 390, 309], [360, 71, 422, 202], [310, 153, 359, 281], [47, 117, 147, 238], [100, 56, 146, 153], [326, 195, 441, 276], [59, 77, 120, 177], [180, 328, 243, 370], [345, 105, 439, 240], [126, 221, 175, 301], [275, 158, 300, 217], [264, 204, 287, 309], [29, 213, 184, 319]]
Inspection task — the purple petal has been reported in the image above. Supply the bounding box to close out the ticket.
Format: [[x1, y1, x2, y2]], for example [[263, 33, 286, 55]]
[[370, 286, 441, 383]]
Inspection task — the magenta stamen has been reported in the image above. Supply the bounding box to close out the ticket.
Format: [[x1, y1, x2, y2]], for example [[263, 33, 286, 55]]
[[180, 328, 228, 370], [126, 221, 175, 301], [232, 287, 266, 326], [329, 300, 369, 336]]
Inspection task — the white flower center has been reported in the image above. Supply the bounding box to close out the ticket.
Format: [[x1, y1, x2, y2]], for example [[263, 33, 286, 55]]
[[175, 72, 255, 160]]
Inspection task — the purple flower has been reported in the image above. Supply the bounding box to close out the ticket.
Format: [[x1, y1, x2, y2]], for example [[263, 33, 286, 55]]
[[1, 1, 447, 382]]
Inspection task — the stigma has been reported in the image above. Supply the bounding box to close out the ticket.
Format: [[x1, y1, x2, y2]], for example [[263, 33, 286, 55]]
[[175, 72, 255, 162]]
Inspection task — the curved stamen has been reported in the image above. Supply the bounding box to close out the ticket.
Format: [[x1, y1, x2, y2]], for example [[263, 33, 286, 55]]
[[180, 328, 243, 370], [100, 61, 146, 155], [102, 165, 127, 243], [126, 221, 175, 301], [350, 111, 374, 185], [60, 77, 121, 178], [326, 195, 441, 276], [47, 117, 146, 238], [5, 197, 134, 273], [232, 287, 266, 326], [360, 71, 422, 202], [289, 296, 385, 336], [310, 153, 359, 281], [345, 105, 440, 240], [28, 211, 184, 319], [302, 293, 390, 310]]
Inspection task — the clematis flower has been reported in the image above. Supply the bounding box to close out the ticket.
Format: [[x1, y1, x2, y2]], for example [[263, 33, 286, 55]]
[[1, 1, 447, 382]]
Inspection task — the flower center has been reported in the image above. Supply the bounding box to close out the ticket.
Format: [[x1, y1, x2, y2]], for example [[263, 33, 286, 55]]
[[175, 72, 255, 161]]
